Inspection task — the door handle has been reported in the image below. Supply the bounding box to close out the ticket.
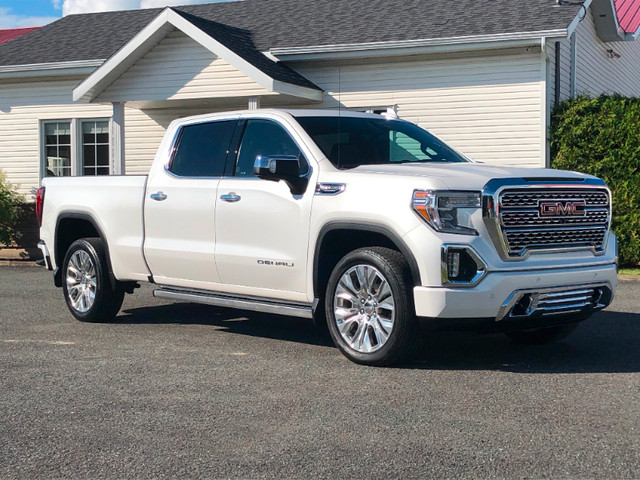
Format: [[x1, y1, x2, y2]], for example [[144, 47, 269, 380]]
[[220, 193, 241, 203], [150, 192, 168, 201]]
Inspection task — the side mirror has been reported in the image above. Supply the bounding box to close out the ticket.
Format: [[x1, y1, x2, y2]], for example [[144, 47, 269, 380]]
[[253, 155, 309, 195]]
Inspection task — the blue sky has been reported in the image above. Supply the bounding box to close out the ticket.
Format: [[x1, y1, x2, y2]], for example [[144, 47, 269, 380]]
[[0, 0, 60, 28], [0, 0, 232, 28]]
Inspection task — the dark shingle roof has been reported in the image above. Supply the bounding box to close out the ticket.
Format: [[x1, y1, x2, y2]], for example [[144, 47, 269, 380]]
[[0, 0, 583, 68], [172, 10, 320, 90]]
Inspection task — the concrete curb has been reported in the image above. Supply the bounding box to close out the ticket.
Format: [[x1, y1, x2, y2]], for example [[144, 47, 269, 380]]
[[0, 260, 40, 267]]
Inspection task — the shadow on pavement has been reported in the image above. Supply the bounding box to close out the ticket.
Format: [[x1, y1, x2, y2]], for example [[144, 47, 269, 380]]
[[119, 303, 640, 374], [411, 310, 640, 374], [119, 302, 334, 347]]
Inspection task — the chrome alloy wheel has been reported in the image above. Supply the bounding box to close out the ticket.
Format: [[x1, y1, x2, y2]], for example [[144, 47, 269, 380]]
[[333, 264, 396, 353], [66, 250, 97, 313]]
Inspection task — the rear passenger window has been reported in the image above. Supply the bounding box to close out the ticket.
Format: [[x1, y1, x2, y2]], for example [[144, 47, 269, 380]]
[[169, 120, 235, 177], [235, 120, 309, 177]]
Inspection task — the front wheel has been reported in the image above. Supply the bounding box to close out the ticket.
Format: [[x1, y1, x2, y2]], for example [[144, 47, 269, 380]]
[[325, 247, 419, 366], [62, 238, 124, 323]]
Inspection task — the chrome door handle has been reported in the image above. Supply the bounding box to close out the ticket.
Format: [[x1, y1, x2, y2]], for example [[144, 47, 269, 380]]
[[220, 193, 241, 203], [150, 192, 167, 201]]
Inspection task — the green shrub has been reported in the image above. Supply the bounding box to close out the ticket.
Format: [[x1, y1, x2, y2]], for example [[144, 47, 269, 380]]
[[0, 169, 23, 247], [550, 95, 640, 267]]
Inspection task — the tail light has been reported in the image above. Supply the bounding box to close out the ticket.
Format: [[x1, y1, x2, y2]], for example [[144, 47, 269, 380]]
[[36, 186, 45, 228]]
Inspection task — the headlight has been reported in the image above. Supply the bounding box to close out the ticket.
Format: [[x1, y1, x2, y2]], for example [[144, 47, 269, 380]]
[[412, 190, 480, 235]]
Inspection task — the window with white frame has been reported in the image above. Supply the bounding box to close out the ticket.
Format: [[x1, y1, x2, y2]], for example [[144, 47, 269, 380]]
[[42, 118, 110, 178]]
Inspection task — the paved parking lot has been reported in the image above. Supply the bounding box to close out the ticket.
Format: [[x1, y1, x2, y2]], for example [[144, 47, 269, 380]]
[[1, 266, 639, 479]]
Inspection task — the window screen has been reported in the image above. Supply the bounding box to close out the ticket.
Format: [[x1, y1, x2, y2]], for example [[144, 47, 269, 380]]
[[235, 120, 308, 177], [170, 120, 235, 177]]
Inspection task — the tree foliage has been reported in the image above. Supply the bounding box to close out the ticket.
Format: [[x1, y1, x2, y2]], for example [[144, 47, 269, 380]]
[[550, 95, 640, 266]]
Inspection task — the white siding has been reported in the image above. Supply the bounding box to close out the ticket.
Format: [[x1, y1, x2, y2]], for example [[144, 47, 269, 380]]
[[293, 51, 546, 167], [550, 37, 573, 105], [575, 8, 640, 96], [98, 30, 275, 103], [0, 78, 220, 193], [0, 78, 112, 196]]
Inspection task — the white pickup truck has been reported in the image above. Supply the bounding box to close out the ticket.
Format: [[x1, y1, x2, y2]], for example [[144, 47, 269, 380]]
[[37, 109, 617, 366]]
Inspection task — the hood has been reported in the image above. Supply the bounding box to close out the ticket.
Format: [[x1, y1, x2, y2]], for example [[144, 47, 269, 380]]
[[348, 163, 594, 190]]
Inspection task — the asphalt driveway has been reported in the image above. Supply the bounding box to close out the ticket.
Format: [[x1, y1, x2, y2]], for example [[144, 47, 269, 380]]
[[1, 266, 639, 479]]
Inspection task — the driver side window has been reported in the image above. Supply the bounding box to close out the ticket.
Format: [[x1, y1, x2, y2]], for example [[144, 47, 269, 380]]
[[235, 119, 309, 177]]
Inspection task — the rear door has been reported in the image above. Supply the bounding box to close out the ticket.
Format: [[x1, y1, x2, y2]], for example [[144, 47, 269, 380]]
[[143, 118, 238, 288]]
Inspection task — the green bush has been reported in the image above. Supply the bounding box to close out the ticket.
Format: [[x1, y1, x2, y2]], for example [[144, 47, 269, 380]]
[[0, 169, 23, 247], [550, 95, 640, 267]]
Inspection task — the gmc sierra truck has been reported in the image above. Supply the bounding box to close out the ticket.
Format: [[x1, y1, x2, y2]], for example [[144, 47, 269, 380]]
[[36, 109, 617, 366]]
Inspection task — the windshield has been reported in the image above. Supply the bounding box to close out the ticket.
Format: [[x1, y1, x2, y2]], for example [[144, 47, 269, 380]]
[[296, 116, 469, 169]]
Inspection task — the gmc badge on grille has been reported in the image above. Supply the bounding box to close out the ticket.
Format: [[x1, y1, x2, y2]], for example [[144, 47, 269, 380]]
[[539, 200, 586, 216]]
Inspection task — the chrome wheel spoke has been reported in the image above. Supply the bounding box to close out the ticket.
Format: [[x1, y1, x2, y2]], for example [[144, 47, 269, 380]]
[[371, 318, 389, 346], [338, 316, 359, 336], [334, 264, 396, 354], [66, 249, 97, 314]]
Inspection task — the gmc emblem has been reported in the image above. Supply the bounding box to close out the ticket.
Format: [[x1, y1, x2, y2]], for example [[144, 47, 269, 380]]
[[539, 200, 586, 216]]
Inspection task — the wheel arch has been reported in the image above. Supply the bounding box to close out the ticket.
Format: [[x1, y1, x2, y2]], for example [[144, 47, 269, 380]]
[[313, 221, 422, 300], [53, 212, 116, 289]]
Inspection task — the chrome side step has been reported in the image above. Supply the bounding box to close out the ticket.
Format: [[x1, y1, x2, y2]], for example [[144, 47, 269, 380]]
[[153, 288, 313, 319]]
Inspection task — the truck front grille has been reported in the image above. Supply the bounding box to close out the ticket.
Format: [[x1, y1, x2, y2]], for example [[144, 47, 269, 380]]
[[483, 183, 611, 259]]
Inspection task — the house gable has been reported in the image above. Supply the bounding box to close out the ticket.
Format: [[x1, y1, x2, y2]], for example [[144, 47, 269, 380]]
[[73, 8, 322, 104], [96, 30, 276, 103]]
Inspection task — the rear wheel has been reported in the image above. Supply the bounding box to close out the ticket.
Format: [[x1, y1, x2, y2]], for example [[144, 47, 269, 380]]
[[505, 322, 580, 345], [325, 247, 419, 366], [62, 238, 124, 323]]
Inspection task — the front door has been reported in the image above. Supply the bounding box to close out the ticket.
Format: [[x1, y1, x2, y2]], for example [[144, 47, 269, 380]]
[[144, 119, 237, 288], [214, 118, 315, 297]]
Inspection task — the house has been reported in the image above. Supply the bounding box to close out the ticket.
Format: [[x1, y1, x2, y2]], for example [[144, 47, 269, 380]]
[[0, 0, 639, 198]]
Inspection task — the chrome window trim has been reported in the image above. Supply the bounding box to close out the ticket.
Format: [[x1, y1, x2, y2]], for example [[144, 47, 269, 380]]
[[482, 178, 612, 262]]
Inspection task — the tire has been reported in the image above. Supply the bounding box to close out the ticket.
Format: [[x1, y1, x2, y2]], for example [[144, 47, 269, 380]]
[[62, 238, 124, 323], [325, 247, 419, 366], [505, 322, 580, 345]]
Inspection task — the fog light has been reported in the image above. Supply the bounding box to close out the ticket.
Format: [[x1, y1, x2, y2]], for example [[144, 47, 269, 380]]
[[441, 246, 487, 286], [447, 251, 460, 278]]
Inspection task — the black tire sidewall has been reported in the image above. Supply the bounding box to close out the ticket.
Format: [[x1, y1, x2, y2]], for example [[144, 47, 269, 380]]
[[325, 248, 415, 366]]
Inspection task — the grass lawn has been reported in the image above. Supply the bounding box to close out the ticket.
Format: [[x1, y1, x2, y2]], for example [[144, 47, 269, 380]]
[[619, 267, 640, 275]]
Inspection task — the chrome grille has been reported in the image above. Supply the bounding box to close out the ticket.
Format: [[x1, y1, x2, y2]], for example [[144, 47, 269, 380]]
[[500, 190, 608, 208], [497, 187, 610, 257]]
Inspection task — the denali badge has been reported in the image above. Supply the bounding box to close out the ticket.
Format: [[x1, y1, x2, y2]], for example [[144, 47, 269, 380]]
[[539, 200, 586, 216], [257, 260, 294, 267]]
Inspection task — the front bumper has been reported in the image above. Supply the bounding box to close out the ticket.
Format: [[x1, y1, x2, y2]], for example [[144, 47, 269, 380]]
[[413, 262, 617, 321]]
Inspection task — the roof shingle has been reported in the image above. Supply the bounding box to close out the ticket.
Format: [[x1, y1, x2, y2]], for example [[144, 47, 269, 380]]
[[0, 0, 583, 67]]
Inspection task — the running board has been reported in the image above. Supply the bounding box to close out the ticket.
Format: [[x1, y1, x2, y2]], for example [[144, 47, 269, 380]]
[[153, 288, 313, 319]]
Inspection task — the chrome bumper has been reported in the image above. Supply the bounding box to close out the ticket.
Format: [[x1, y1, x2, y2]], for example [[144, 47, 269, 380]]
[[495, 283, 613, 322]]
